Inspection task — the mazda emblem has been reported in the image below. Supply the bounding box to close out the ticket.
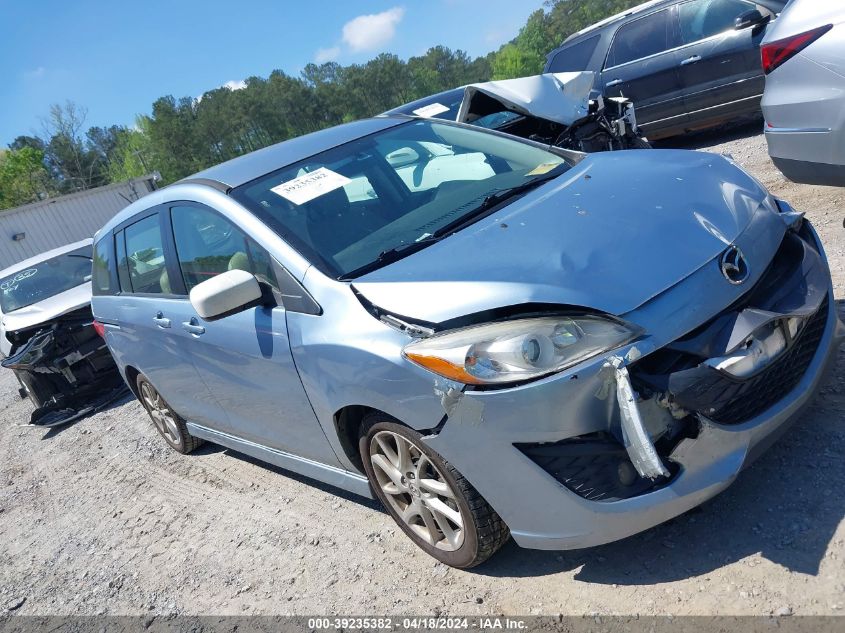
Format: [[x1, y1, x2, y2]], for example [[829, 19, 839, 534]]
[[720, 245, 750, 285]]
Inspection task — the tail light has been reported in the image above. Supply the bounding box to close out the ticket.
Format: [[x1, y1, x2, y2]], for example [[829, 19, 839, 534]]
[[762, 24, 832, 75], [92, 320, 106, 338]]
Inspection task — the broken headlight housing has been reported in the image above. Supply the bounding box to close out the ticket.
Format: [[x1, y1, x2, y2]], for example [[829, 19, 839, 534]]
[[403, 316, 640, 386]]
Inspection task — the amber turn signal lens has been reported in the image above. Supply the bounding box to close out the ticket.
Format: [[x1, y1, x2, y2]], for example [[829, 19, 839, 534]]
[[404, 352, 485, 385]]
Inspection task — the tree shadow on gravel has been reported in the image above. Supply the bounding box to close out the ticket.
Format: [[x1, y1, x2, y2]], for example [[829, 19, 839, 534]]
[[473, 301, 845, 582], [651, 117, 763, 151]]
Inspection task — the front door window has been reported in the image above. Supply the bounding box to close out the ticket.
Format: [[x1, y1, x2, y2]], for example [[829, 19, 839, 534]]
[[170, 205, 277, 293]]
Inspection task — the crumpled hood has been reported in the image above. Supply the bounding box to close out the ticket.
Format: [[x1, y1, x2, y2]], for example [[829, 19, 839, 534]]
[[457, 72, 595, 127], [1, 283, 92, 335], [352, 150, 777, 324]]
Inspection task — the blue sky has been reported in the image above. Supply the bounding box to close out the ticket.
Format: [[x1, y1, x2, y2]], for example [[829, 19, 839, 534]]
[[0, 0, 543, 146]]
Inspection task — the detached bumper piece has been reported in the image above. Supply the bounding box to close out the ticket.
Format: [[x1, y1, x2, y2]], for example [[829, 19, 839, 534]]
[[1, 313, 126, 427], [633, 228, 830, 425]]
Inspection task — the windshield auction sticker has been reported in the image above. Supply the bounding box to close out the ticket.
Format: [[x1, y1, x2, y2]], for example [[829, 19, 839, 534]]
[[412, 102, 451, 118], [270, 167, 352, 205], [525, 161, 563, 176], [1, 268, 38, 291]]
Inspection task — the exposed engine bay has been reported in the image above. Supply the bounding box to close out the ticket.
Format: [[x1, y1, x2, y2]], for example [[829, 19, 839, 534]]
[[1, 306, 126, 427], [457, 72, 648, 152]]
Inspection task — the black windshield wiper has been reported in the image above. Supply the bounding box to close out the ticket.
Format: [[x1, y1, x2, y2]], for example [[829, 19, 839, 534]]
[[432, 169, 565, 239], [338, 236, 442, 280]]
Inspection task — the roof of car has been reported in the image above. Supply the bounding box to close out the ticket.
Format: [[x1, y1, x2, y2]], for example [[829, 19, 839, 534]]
[[0, 238, 93, 278], [184, 116, 406, 190], [96, 116, 412, 238], [560, 0, 787, 46]]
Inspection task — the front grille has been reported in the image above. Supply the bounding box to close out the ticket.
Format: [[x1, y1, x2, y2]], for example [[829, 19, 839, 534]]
[[705, 294, 828, 424], [632, 228, 831, 426]]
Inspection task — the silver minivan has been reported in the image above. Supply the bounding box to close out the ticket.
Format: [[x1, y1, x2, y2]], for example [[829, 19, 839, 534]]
[[92, 116, 842, 567]]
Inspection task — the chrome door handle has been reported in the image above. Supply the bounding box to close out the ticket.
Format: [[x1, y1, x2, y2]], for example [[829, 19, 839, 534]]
[[152, 312, 171, 328], [606, 79, 623, 88], [182, 318, 205, 336], [680, 55, 701, 66]]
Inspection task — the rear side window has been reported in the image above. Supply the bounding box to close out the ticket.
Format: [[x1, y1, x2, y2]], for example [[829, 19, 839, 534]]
[[547, 35, 601, 72], [170, 205, 278, 293], [123, 215, 168, 294], [92, 237, 113, 296], [605, 9, 675, 68], [679, 0, 756, 44]]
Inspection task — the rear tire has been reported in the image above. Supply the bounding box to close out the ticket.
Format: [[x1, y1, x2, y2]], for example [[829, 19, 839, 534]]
[[136, 374, 202, 454], [359, 414, 509, 568]]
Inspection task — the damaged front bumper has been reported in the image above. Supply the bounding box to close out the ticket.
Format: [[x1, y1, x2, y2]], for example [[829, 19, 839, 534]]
[[423, 223, 844, 550], [1, 311, 126, 426]]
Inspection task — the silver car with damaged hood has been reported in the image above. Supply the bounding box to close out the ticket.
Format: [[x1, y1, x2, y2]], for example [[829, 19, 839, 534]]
[[91, 115, 843, 568], [386, 72, 648, 152]]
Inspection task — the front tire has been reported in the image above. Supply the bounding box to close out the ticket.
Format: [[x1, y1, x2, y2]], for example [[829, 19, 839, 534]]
[[360, 415, 509, 568], [136, 374, 202, 454]]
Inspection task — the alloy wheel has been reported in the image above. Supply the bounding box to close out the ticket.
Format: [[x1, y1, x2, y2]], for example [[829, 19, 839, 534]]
[[140, 382, 181, 445], [369, 430, 464, 551]]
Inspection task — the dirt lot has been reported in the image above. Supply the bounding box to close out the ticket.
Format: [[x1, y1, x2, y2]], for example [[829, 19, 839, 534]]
[[0, 126, 843, 617]]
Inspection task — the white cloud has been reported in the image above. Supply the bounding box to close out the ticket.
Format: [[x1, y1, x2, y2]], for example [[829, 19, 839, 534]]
[[342, 7, 405, 52], [314, 46, 341, 64], [196, 79, 247, 103]]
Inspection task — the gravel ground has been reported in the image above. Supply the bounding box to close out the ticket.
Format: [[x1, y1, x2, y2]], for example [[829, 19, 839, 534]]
[[0, 125, 843, 617]]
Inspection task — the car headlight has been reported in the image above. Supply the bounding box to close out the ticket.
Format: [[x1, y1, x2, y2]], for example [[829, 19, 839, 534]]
[[403, 316, 640, 386]]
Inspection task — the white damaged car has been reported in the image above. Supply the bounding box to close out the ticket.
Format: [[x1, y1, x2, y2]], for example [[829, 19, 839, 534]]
[[0, 239, 125, 426]]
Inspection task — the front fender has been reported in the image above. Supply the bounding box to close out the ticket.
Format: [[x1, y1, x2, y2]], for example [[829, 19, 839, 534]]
[[285, 283, 452, 471]]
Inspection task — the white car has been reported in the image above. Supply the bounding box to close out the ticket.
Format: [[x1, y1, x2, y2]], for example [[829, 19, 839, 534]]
[[0, 239, 124, 425]]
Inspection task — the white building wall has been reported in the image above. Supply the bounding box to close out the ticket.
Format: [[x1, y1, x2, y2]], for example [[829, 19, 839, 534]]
[[0, 175, 157, 268]]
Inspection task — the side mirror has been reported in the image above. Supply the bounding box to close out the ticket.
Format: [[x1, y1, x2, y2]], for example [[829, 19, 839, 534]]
[[189, 269, 262, 320], [735, 9, 767, 30]]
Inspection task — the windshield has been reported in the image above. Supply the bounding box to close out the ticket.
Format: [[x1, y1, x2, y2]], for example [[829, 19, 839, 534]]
[[388, 89, 464, 120], [0, 246, 93, 313], [231, 120, 570, 279]]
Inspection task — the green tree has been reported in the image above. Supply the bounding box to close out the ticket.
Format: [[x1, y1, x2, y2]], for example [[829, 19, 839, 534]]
[[0, 147, 52, 209], [545, 0, 642, 45], [107, 121, 157, 182], [146, 96, 206, 182], [491, 43, 544, 80], [41, 101, 110, 192]]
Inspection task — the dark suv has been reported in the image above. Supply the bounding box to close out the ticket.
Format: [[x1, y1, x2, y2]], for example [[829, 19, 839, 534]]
[[544, 0, 786, 140]]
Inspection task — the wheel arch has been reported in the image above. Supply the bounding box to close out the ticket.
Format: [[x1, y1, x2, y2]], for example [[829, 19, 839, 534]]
[[333, 405, 447, 474], [333, 405, 378, 474], [123, 365, 141, 400]]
